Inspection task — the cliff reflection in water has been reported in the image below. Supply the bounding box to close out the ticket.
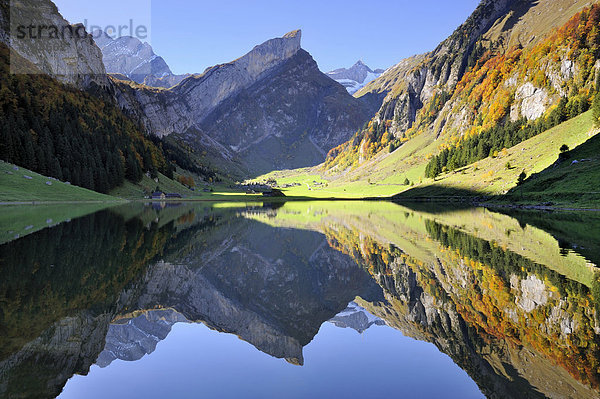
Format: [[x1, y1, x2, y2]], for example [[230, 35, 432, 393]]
[[1, 201, 599, 399]]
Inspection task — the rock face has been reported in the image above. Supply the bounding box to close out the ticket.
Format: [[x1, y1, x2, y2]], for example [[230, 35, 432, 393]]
[[512, 82, 549, 121], [116, 30, 304, 136], [361, 0, 518, 135], [327, 61, 384, 94], [116, 30, 375, 175], [92, 30, 189, 88], [0, 0, 109, 90]]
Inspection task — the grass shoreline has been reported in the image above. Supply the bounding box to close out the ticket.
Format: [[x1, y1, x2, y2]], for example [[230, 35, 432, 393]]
[[2, 195, 599, 212]]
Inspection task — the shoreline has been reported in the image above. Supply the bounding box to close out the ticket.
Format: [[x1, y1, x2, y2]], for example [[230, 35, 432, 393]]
[[1, 196, 600, 212]]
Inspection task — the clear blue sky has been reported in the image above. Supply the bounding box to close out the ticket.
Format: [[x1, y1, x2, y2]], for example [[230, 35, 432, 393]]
[[55, 0, 481, 74]]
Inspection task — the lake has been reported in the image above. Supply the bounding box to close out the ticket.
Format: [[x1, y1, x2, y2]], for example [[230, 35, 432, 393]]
[[1, 201, 599, 399]]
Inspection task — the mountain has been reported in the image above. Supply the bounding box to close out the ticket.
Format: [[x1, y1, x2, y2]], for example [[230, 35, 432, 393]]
[[0, 0, 225, 195], [116, 30, 377, 175], [0, 42, 174, 193], [2, 0, 375, 188], [92, 30, 189, 88], [311, 0, 600, 201], [327, 61, 385, 94]]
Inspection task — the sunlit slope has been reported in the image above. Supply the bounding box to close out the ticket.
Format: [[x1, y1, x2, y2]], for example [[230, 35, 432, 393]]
[[0, 161, 119, 202], [506, 125, 600, 206], [259, 109, 598, 203], [396, 111, 598, 199], [108, 172, 194, 199]]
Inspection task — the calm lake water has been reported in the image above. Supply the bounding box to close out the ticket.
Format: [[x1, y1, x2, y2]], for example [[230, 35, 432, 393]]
[[1, 201, 599, 399]]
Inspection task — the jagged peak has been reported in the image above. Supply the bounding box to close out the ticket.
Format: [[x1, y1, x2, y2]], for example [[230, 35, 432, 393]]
[[249, 29, 302, 58], [352, 60, 373, 72], [221, 30, 302, 78], [283, 29, 302, 39]]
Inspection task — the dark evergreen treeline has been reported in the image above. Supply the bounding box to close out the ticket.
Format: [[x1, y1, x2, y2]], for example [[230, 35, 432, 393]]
[[148, 135, 218, 182], [0, 44, 171, 193], [425, 96, 591, 178]]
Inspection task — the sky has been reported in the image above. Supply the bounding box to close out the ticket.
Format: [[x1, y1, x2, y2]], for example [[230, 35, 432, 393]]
[[54, 0, 481, 75]]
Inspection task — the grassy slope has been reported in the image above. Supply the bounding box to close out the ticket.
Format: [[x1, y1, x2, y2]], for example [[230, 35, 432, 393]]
[[505, 126, 600, 207], [108, 172, 194, 199], [256, 132, 439, 198], [0, 160, 255, 203], [258, 111, 599, 206], [2, 113, 594, 204], [0, 161, 119, 203], [398, 111, 598, 198]]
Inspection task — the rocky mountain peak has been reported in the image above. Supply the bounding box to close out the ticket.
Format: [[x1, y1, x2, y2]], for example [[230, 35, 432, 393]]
[[283, 29, 302, 39], [234, 29, 302, 78]]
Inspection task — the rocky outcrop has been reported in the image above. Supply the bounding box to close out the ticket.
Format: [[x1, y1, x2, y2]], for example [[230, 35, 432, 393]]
[[142, 73, 190, 89], [511, 82, 549, 121], [0, 0, 109, 90]]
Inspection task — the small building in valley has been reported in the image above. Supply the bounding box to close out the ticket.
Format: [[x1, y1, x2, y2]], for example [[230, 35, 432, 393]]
[[152, 191, 166, 200]]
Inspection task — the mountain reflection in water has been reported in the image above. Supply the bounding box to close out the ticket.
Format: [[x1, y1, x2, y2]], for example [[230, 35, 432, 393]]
[[1, 201, 599, 399]]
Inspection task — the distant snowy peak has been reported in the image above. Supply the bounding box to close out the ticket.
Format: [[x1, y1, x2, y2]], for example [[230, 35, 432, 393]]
[[327, 61, 384, 94], [92, 30, 187, 89]]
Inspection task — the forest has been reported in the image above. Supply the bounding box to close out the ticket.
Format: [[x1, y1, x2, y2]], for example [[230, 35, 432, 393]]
[[0, 44, 223, 193]]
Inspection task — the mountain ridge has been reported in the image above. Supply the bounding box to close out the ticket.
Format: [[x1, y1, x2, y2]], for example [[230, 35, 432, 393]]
[[115, 29, 376, 175], [316, 0, 600, 192]]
